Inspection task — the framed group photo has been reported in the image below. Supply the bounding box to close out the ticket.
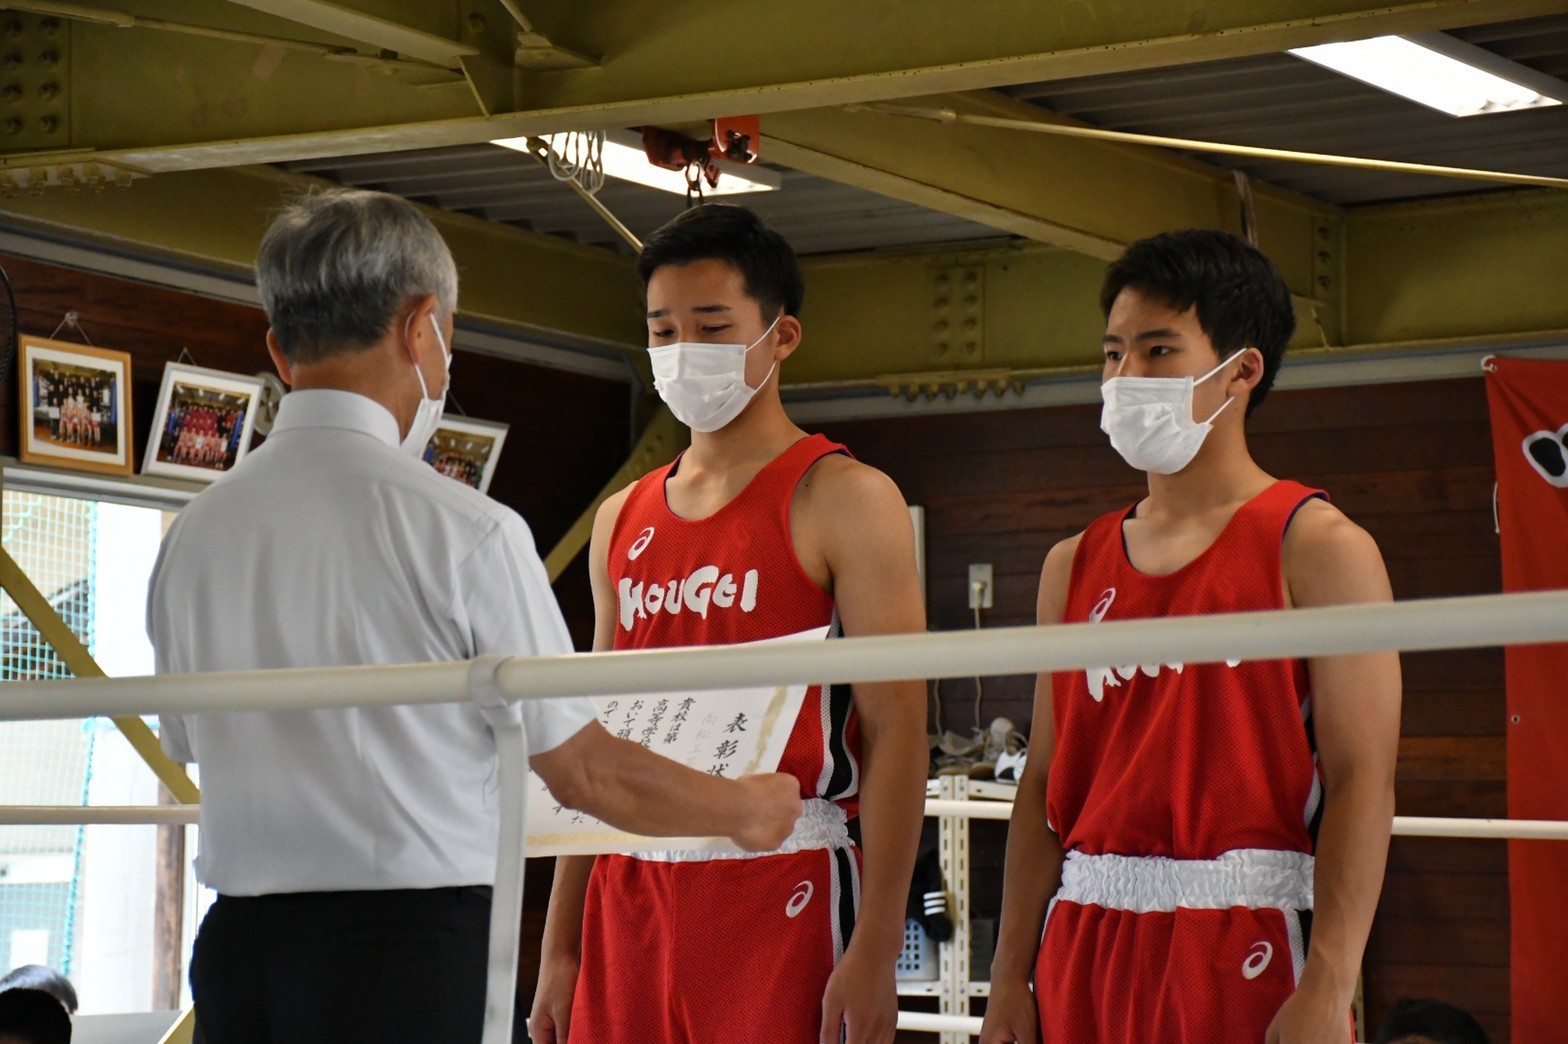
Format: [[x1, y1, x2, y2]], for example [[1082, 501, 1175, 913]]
[[17, 335, 134, 476], [142, 362, 266, 483], [421, 416, 508, 494]]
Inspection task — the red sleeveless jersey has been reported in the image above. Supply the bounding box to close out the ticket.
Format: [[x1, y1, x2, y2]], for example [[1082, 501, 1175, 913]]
[[1048, 480, 1326, 861], [608, 434, 861, 813]]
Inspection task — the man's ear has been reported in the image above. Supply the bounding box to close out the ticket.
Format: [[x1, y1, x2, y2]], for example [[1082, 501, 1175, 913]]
[[1232, 347, 1265, 392], [265, 330, 293, 386], [773, 314, 804, 363], [398, 294, 442, 365]]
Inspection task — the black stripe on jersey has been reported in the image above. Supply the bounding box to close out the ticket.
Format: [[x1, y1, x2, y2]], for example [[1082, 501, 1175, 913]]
[[820, 614, 858, 802], [832, 846, 858, 953], [1298, 907, 1314, 955], [1303, 706, 1327, 846], [822, 682, 856, 801]]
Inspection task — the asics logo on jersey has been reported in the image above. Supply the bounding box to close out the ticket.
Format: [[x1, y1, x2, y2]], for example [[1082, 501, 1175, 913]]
[[618, 566, 760, 632], [1241, 941, 1273, 980], [627, 527, 656, 560], [1083, 586, 1240, 702], [786, 880, 813, 918]]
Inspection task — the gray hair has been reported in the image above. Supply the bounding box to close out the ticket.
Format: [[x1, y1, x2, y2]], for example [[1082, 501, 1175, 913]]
[[256, 188, 459, 363]]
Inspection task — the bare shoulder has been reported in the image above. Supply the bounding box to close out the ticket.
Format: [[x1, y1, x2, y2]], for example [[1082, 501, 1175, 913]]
[[1282, 498, 1390, 606], [1037, 532, 1084, 622], [593, 482, 637, 534], [797, 452, 908, 519], [588, 481, 641, 576]]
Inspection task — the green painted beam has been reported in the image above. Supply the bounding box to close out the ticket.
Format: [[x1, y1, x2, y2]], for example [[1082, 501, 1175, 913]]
[[0, 163, 645, 350], [6, 160, 1558, 386], [1344, 189, 1568, 348], [765, 91, 1343, 309], [789, 242, 1336, 386], [3, 0, 1562, 171]]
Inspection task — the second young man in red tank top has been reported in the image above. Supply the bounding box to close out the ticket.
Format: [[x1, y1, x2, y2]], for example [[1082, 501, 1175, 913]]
[[531, 204, 928, 1044], [981, 231, 1401, 1044]]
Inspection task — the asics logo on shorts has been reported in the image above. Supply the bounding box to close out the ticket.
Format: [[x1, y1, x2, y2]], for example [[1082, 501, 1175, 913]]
[[785, 880, 813, 918], [1241, 941, 1273, 980], [628, 527, 656, 561]]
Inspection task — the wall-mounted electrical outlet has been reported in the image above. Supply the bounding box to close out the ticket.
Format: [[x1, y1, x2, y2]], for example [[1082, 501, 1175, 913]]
[[968, 563, 993, 610]]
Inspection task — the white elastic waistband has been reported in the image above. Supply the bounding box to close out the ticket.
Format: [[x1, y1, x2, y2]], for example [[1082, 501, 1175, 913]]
[[1056, 848, 1314, 913], [631, 799, 851, 863]]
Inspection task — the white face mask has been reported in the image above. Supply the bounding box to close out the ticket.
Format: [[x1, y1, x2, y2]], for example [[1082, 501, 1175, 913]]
[[648, 314, 781, 433], [1099, 349, 1245, 475], [400, 314, 452, 457]]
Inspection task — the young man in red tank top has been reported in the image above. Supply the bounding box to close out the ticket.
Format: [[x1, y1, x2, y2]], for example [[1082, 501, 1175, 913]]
[[981, 230, 1401, 1044], [531, 204, 928, 1044]]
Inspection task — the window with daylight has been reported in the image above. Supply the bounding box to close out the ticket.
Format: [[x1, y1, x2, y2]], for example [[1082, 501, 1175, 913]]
[[1, 481, 208, 1015]]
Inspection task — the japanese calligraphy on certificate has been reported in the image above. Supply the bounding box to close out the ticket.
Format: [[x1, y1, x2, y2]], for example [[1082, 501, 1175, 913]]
[[524, 625, 829, 856]]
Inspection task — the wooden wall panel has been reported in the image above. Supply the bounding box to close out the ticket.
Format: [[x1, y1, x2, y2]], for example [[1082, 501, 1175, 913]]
[[823, 376, 1513, 1040], [0, 254, 632, 645]]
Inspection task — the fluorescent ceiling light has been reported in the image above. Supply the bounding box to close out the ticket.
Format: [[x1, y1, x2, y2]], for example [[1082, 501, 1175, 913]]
[[1290, 34, 1563, 117], [492, 130, 781, 195]]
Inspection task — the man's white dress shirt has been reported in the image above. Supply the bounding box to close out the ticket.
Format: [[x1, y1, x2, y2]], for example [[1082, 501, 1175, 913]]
[[149, 389, 596, 896]]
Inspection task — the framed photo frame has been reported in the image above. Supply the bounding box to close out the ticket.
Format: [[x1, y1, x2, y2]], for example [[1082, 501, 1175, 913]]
[[17, 335, 134, 476], [421, 415, 509, 494], [141, 362, 266, 483]]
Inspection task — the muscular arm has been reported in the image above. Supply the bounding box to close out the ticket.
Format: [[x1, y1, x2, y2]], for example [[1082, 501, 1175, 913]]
[[980, 536, 1076, 1044], [809, 460, 929, 1044], [1269, 503, 1401, 1043]]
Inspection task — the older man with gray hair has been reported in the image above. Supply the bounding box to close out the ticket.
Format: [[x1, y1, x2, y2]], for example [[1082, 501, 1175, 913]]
[[147, 189, 800, 1043]]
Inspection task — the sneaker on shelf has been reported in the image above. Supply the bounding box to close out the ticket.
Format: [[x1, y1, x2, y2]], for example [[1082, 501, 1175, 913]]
[[994, 747, 1027, 784], [934, 729, 983, 777]]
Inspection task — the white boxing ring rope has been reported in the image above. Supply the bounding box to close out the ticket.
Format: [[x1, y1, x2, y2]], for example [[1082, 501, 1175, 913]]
[[3, 588, 1567, 1044], [7, 803, 1565, 841]]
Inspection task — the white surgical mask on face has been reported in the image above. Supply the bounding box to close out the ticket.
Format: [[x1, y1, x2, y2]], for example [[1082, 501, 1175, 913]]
[[400, 314, 452, 457], [1099, 349, 1246, 475], [648, 314, 782, 433]]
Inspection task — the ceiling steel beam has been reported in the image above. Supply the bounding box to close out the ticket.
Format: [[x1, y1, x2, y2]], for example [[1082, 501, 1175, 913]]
[[3, 0, 1563, 171], [765, 90, 1344, 309], [1345, 188, 1568, 348], [218, 0, 480, 63]]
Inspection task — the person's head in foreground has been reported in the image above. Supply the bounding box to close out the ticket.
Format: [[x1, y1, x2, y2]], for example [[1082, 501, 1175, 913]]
[[636, 202, 805, 433], [0, 970, 73, 1016], [1098, 228, 1295, 475], [1374, 998, 1491, 1044], [256, 188, 459, 457], [0, 987, 71, 1044]]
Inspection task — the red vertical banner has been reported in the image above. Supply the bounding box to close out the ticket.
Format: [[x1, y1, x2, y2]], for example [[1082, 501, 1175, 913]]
[[1484, 357, 1568, 1042]]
